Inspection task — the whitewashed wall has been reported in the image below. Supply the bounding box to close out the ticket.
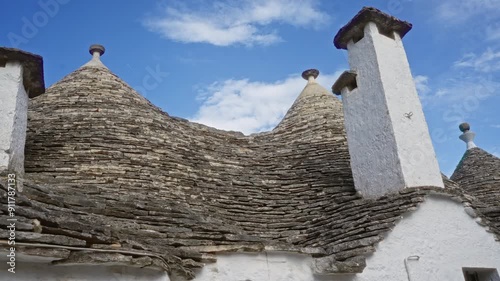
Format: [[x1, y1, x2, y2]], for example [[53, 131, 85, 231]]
[[0, 61, 28, 174], [341, 22, 443, 198], [184, 252, 317, 281], [336, 195, 500, 281]]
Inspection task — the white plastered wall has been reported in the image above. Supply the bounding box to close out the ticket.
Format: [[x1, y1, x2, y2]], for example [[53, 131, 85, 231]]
[[335, 195, 500, 281], [0, 61, 28, 174], [179, 251, 317, 281]]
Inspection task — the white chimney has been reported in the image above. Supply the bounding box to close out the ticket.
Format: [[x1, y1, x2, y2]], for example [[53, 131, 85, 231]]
[[0, 47, 44, 175], [332, 7, 444, 198]]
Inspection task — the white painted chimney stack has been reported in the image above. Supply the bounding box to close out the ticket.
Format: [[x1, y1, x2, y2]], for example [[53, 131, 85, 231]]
[[332, 7, 444, 198], [0, 47, 44, 175]]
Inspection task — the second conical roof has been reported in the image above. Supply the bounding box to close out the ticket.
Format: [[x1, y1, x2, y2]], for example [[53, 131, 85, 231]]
[[272, 70, 345, 142]]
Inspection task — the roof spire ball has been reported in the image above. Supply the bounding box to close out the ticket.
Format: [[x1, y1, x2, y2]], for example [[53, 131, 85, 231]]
[[83, 44, 107, 68], [459, 122, 477, 150], [302, 69, 319, 84], [89, 44, 105, 58]]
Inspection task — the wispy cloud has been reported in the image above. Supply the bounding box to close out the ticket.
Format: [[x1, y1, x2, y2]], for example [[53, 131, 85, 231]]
[[414, 75, 431, 102], [190, 72, 341, 134], [435, 0, 500, 24], [426, 76, 498, 107], [429, 0, 500, 109], [454, 48, 500, 72], [486, 23, 500, 41], [143, 0, 329, 46]]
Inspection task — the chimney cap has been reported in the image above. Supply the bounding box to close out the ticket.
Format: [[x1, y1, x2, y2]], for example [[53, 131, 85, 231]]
[[334, 6, 412, 50], [332, 70, 357, 95], [89, 44, 105, 56], [302, 69, 319, 81], [0, 47, 45, 98], [459, 122, 470, 133]]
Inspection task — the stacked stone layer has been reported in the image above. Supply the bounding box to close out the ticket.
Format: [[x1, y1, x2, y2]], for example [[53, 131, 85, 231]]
[[0, 65, 497, 278]]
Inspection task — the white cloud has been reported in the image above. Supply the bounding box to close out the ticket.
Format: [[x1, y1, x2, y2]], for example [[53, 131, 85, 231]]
[[414, 75, 430, 93], [414, 75, 439, 108], [190, 72, 341, 134], [144, 0, 329, 46], [431, 77, 498, 106], [414, 74, 495, 111], [413, 70, 499, 112], [454, 48, 500, 72], [414, 75, 430, 97], [435, 0, 500, 24], [486, 24, 500, 41]]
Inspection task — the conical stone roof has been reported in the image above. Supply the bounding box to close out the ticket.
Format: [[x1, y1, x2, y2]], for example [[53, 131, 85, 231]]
[[26, 59, 172, 191], [21, 50, 497, 278], [23, 58, 358, 273], [26, 64, 352, 201], [451, 147, 500, 205], [25, 54, 356, 250], [271, 69, 345, 143]]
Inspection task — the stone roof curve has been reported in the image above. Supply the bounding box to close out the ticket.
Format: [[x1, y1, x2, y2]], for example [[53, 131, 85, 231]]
[[20, 60, 354, 276], [4, 51, 497, 278], [451, 147, 500, 236]]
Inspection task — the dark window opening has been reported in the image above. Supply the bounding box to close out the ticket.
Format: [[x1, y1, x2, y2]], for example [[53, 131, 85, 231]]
[[378, 28, 396, 40], [352, 33, 364, 45], [463, 268, 500, 281]]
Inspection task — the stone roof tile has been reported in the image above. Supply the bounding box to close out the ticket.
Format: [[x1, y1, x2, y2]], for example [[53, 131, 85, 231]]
[[4, 61, 497, 278]]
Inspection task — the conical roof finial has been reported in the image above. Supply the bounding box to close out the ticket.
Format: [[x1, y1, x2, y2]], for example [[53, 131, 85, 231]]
[[459, 122, 477, 150], [83, 44, 107, 69], [302, 69, 319, 83], [89, 44, 105, 57]]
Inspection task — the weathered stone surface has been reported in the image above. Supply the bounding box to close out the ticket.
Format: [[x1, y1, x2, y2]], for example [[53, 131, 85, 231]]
[[52, 251, 168, 272], [0, 231, 86, 246], [451, 147, 500, 240], [14, 246, 71, 259], [0, 59, 495, 279]]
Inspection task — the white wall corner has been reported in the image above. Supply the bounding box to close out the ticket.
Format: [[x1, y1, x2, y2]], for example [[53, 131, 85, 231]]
[[0, 47, 44, 178], [0, 61, 28, 175]]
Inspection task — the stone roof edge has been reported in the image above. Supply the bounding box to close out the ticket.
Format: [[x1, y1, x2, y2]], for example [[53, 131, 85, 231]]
[[333, 6, 412, 50], [3, 175, 495, 279], [176, 244, 326, 257], [0, 47, 45, 98], [312, 187, 500, 275], [451, 147, 500, 180], [0, 241, 171, 271]]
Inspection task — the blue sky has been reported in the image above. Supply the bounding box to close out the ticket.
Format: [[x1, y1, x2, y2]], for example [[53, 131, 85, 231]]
[[1, 0, 499, 176]]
